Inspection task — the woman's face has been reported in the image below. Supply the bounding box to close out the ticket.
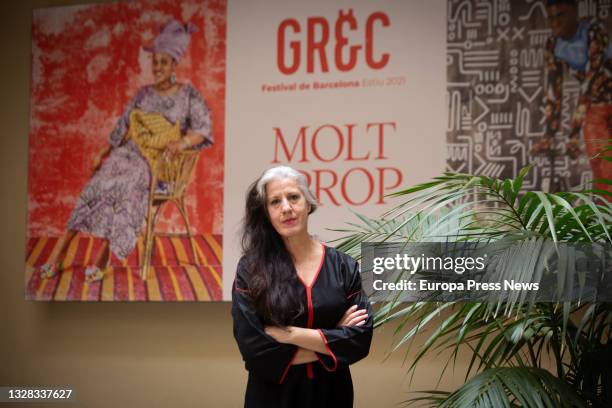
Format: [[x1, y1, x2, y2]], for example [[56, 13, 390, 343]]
[[152, 52, 176, 85], [265, 178, 311, 240]]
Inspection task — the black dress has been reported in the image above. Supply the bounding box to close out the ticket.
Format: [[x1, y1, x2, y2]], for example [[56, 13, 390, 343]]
[[232, 244, 373, 408]]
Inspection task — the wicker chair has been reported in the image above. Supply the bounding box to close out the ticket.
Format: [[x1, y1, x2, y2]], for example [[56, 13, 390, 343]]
[[141, 150, 200, 279]]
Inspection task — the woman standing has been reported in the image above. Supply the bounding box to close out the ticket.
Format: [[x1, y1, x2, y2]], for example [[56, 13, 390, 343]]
[[232, 166, 373, 407], [40, 20, 213, 281]]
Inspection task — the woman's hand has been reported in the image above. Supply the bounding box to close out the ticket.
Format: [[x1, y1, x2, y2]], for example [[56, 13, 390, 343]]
[[265, 326, 294, 344], [293, 348, 318, 365], [164, 140, 186, 159], [165, 131, 205, 159], [336, 305, 368, 327], [266, 326, 329, 355]]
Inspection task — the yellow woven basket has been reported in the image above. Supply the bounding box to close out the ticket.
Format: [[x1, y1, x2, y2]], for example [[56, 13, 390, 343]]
[[127, 109, 182, 182]]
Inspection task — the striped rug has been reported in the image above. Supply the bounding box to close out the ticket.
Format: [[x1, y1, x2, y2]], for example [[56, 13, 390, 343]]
[[25, 235, 223, 301]]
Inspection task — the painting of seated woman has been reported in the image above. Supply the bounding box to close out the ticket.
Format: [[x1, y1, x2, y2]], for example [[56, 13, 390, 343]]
[[26, 0, 226, 301]]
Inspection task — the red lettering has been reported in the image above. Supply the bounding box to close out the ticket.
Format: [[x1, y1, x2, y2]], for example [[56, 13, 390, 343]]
[[376, 167, 402, 204], [311, 125, 344, 162], [273, 122, 395, 162], [278, 19, 301, 75], [365, 12, 390, 69], [273, 126, 308, 163], [291, 167, 405, 207], [345, 124, 369, 161], [307, 17, 329, 73], [334, 9, 360, 71], [366, 122, 395, 160], [341, 167, 374, 205], [299, 170, 312, 188], [277, 10, 390, 74], [315, 169, 341, 206]]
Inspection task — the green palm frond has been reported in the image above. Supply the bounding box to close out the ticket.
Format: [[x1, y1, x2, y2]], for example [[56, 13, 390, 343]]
[[330, 166, 611, 407], [374, 300, 561, 381], [331, 168, 611, 247], [408, 367, 585, 408]]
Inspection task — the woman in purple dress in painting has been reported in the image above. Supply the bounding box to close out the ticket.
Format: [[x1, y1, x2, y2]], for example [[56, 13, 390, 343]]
[[39, 20, 213, 282]]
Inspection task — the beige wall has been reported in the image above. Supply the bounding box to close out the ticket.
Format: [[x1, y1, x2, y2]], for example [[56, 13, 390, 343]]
[[0, 1, 468, 406]]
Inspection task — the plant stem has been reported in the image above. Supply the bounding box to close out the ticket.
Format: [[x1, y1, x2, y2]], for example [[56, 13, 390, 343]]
[[551, 319, 565, 381]]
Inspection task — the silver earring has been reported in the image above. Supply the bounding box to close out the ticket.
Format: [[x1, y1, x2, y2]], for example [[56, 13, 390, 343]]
[[170, 72, 176, 84]]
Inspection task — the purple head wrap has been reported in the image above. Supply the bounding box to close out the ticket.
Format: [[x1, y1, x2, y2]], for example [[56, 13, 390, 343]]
[[144, 20, 198, 62]]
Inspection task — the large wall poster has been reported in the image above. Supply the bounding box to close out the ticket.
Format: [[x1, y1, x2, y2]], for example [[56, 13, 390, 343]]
[[446, 0, 611, 193], [223, 0, 447, 299], [25, 0, 451, 302], [26, 0, 226, 301]]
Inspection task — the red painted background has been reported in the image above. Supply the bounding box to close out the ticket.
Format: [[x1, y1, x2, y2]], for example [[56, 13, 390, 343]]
[[28, 0, 226, 238]]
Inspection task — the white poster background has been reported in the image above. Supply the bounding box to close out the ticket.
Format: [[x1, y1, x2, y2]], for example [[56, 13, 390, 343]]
[[224, 0, 446, 299]]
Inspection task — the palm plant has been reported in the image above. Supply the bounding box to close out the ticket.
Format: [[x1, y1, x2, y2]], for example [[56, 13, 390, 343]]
[[333, 164, 612, 407]]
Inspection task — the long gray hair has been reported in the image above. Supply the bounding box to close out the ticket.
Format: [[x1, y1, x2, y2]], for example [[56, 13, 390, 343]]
[[240, 166, 318, 325]]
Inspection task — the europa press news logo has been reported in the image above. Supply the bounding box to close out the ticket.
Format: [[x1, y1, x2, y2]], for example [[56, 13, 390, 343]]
[[276, 9, 391, 74]]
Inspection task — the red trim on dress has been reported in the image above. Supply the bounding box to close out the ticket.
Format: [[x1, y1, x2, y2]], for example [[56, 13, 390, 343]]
[[279, 348, 299, 385], [295, 242, 326, 289], [316, 329, 338, 372], [306, 363, 314, 379], [346, 289, 361, 299], [233, 279, 249, 293], [295, 243, 326, 380]]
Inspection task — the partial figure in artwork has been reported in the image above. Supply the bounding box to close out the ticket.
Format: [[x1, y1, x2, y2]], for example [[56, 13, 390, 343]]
[[39, 20, 214, 282], [532, 0, 611, 197]]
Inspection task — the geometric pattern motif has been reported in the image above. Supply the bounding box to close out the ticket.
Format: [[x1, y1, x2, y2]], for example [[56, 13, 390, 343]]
[[25, 235, 222, 301]]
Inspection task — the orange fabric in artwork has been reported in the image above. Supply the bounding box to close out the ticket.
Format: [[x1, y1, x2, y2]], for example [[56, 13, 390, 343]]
[[583, 104, 612, 198]]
